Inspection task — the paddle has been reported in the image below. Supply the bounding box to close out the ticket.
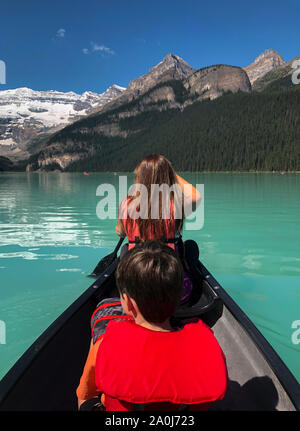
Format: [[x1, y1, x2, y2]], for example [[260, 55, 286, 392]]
[[89, 236, 125, 278]]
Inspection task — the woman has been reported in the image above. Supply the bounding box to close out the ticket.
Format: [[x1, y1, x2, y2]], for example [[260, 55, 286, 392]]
[[116, 154, 201, 303], [116, 154, 201, 249]]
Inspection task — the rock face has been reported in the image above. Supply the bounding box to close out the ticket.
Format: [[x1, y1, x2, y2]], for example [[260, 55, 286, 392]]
[[243, 49, 285, 84], [0, 85, 125, 160], [184, 65, 251, 101], [128, 53, 195, 93]]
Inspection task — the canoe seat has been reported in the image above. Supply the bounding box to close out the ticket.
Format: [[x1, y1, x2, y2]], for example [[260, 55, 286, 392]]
[[174, 276, 223, 327], [159, 238, 221, 325], [171, 239, 223, 326]]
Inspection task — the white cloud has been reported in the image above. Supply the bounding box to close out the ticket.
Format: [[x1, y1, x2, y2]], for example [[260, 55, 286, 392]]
[[91, 42, 114, 55], [56, 28, 66, 38], [82, 42, 115, 56]]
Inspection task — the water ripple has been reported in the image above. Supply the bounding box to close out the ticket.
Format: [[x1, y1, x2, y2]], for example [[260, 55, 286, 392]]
[[0, 251, 78, 260]]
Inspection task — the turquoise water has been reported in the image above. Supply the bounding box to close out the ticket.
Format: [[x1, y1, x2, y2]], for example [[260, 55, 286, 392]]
[[0, 172, 299, 382]]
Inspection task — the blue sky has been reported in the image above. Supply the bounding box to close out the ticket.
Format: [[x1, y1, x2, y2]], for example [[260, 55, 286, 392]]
[[0, 0, 299, 94]]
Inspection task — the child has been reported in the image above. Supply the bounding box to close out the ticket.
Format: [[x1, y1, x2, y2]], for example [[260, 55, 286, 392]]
[[76, 241, 227, 411]]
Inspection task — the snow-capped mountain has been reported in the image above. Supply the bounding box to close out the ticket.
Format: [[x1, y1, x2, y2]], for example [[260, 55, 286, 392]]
[[0, 84, 126, 159]]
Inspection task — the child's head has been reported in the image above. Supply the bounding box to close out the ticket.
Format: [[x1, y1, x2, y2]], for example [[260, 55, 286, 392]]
[[116, 240, 183, 324]]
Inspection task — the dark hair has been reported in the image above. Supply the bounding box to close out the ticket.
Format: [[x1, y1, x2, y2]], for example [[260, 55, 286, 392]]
[[116, 240, 183, 324]]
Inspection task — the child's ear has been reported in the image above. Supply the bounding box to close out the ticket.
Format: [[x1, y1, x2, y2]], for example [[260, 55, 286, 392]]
[[122, 293, 138, 317]]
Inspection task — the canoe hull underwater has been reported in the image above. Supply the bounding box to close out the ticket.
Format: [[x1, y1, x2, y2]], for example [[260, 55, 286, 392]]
[[0, 252, 299, 411]]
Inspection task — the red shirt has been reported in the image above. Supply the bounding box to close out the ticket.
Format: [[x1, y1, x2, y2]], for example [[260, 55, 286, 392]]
[[95, 319, 227, 410]]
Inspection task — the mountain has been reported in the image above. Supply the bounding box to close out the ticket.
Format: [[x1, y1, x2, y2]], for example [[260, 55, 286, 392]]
[[24, 82, 300, 173], [128, 53, 195, 93], [184, 64, 251, 100], [252, 55, 300, 91], [25, 58, 251, 171], [95, 53, 196, 115], [243, 49, 285, 84], [32, 81, 300, 173], [0, 85, 125, 160], [4, 48, 300, 173]]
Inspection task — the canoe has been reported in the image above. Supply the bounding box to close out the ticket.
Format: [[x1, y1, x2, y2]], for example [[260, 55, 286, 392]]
[[0, 247, 299, 411]]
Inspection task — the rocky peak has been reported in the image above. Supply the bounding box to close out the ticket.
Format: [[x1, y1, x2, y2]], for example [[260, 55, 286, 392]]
[[128, 53, 195, 93], [152, 53, 194, 74], [254, 48, 283, 64], [243, 49, 285, 84]]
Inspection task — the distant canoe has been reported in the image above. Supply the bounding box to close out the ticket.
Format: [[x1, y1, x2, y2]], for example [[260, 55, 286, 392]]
[[83, 172, 90, 176]]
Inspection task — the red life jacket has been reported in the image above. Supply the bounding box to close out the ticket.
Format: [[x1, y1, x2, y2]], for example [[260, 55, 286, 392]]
[[120, 197, 177, 250], [95, 319, 227, 411]]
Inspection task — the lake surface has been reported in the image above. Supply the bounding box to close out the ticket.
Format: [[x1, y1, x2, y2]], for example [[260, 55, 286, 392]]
[[0, 172, 299, 382]]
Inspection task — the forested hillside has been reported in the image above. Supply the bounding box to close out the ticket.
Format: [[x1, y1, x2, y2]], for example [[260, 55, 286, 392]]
[[62, 84, 300, 172], [0, 156, 13, 171]]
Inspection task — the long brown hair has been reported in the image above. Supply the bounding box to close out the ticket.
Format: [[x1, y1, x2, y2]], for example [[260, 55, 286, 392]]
[[126, 154, 184, 241]]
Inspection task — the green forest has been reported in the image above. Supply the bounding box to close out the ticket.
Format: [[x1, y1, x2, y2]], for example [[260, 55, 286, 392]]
[[0, 156, 13, 171]]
